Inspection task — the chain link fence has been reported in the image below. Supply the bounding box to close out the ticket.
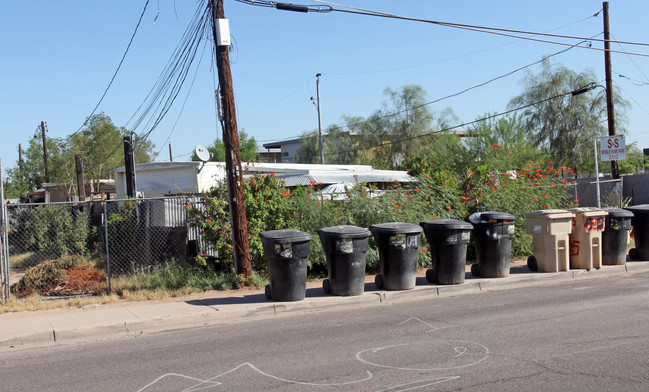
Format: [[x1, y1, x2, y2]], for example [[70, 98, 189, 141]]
[[1, 196, 214, 299], [3, 174, 649, 302], [568, 178, 624, 208]]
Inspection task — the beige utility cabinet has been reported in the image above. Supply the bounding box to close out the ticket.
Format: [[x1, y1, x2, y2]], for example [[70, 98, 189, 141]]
[[568, 208, 608, 270], [525, 209, 575, 272]]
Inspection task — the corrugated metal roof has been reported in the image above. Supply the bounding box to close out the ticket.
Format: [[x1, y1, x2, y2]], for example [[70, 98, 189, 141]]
[[279, 170, 414, 187]]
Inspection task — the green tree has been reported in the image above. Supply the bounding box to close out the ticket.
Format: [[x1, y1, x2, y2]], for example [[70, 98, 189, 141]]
[[296, 85, 457, 168], [69, 113, 155, 189], [5, 113, 154, 200], [295, 124, 359, 164], [509, 59, 629, 174], [373, 85, 435, 168], [463, 114, 547, 173], [615, 143, 646, 175], [294, 129, 322, 164], [6, 130, 71, 196], [193, 129, 257, 162]]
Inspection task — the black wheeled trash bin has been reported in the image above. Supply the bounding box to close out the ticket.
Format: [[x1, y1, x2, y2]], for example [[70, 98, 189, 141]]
[[420, 219, 473, 285], [369, 222, 423, 290], [602, 207, 634, 265], [259, 229, 312, 301], [317, 225, 371, 296], [624, 205, 649, 260], [469, 211, 516, 278]]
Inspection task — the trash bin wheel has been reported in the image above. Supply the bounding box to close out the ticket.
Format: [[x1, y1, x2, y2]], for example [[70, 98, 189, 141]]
[[264, 285, 272, 300], [375, 273, 384, 289], [425, 269, 436, 284], [322, 279, 331, 294], [471, 263, 480, 277], [629, 248, 639, 260], [527, 255, 538, 272]]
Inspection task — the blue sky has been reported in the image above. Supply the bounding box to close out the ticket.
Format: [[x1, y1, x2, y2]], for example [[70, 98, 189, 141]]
[[1, 0, 648, 171]]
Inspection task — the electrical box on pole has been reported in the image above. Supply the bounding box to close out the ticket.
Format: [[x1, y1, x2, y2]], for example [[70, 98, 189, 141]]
[[215, 19, 231, 46]]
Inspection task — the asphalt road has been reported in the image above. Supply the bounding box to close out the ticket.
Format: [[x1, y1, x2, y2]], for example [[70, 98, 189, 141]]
[[2, 273, 649, 391]]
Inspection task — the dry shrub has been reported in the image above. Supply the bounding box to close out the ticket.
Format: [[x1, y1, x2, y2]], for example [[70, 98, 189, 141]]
[[11, 255, 106, 297], [59, 265, 107, 295]]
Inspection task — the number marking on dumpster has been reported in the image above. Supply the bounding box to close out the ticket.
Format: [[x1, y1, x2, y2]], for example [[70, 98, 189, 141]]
[[570, 240, 580, 256]]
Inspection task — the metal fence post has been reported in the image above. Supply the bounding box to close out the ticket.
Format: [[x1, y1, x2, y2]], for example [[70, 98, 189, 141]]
[[594, 138, 601, 208], [0, 157, 8, 301], [104, 200, 112, 293]]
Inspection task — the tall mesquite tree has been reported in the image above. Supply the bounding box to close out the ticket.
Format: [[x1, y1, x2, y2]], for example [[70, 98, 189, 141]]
[[296, 85, 457, 169], [508, 60, 628, 173]]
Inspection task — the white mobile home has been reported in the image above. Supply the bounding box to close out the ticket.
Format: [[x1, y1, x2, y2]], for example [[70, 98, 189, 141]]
[[114, 161, 227, 199]]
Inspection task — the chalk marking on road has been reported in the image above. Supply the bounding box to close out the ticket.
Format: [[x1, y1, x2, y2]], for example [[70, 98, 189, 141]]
[[138, 317, 490, 391], [356, 340, 490, 371], [375, 376, 460, 392], [398, 317, 451, 334], [195, 363, 374, 388], [136, 373, 221, 392]]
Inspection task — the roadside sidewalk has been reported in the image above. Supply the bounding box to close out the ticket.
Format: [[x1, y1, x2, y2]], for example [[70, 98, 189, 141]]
[[1, 260, 648, 351]]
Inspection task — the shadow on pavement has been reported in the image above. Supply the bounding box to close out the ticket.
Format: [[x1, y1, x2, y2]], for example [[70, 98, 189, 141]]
[[185, 293, 267, 306], [510, 265, 532, 274]]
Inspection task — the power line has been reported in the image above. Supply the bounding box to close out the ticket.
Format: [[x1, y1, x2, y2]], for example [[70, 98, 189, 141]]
[[240, 0, 649, 57], [611, 33, 649, 85], [155, 39, 210, 156], [312, 0, 649, 49], [323, 86, 587, 158], [127, 2, 211, 148], [74, 2, 208, 168], [329, 38, 595, 132], [255, 38, 599, 146], [70, 0, 151, 138]]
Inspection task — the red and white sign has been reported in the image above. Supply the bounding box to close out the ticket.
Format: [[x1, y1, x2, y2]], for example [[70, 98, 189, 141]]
[[600, 136, 626, 161]]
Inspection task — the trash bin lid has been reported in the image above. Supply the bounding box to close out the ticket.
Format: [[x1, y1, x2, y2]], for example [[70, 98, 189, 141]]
[[525, 209, 574, 220], [568, 207, 608, 217], [602, 207, 634, 219], [369, 222, 423, 235], [468, 211, 515, 223], [259, 229, 312, 244], [317, 225, 371, 239], [625, 205, 649, 215], [420, 219, 473, 231]]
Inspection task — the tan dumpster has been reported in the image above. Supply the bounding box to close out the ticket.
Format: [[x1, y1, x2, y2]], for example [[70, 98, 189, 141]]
[[568, 208, 608, 270], [525, 209, 575, 272]]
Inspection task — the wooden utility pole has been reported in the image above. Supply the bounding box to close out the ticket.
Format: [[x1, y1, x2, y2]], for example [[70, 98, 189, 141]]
[[123, 135, 136, 198], [169, 143, 173, 162], [18, 144, 23, 171], [210, 0, 252, 278], [40, 121, 49, 183], [75, 154, 86, 202], [603, 2, 619, 179]]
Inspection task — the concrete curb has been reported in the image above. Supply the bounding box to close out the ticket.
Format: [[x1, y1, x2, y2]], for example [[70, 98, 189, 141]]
[[2, 261, 649, 350]]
